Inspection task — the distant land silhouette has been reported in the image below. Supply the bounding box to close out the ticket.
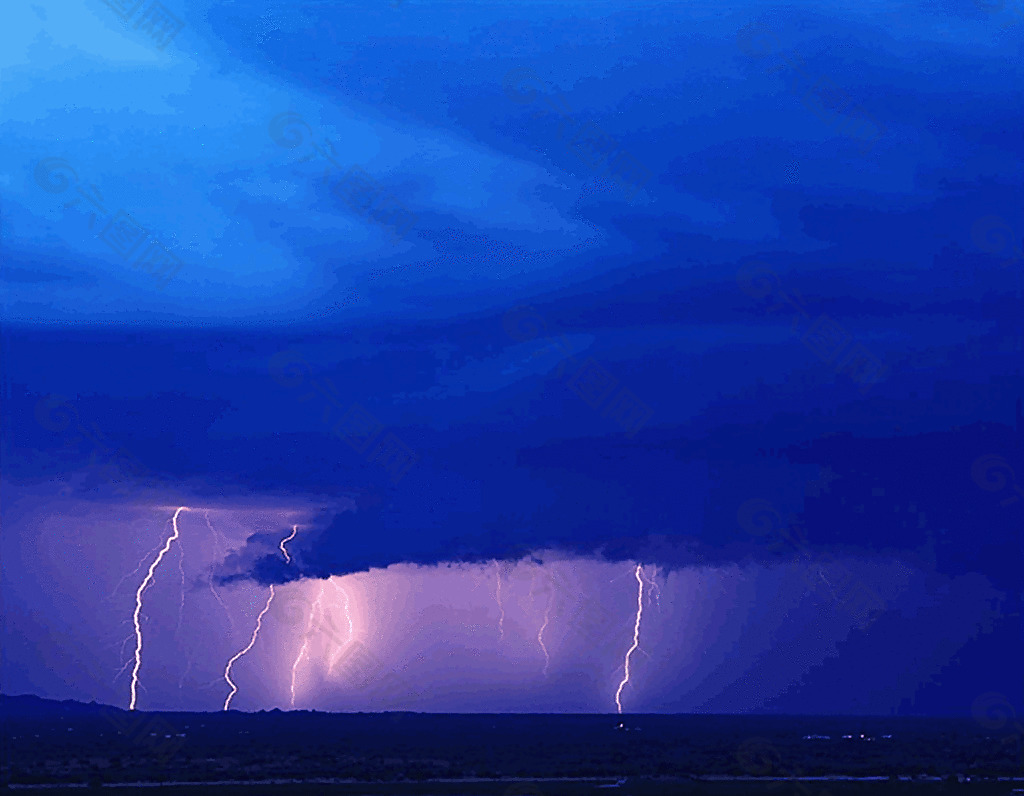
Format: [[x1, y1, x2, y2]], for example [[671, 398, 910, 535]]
[[2, 694, 1022, 792]]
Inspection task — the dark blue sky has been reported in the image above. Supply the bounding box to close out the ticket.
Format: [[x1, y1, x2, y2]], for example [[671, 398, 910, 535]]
[[1, 0, 1021, 715]]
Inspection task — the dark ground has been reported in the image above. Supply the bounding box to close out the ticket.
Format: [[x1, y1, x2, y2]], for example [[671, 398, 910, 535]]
[[5, 784, 1024, 796], [2, 696, 1021, 792]]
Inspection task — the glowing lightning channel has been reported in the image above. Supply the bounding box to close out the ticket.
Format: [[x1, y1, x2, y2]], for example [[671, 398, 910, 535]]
[[178, 656, 193, 691], [222, 585, 276, 710], [109, 541, 165, 603], [203, 511, 235, 634], [175, 542, 187, 637], [208, 575, 234, 633], [640, 565, 661, 608], [280, 524, 298, 564], [327, 578, 355, 672], [130, 506, 189, 711], [614, 563, 645, 715], [290, 584, 326, 708], [537, 592, 552, 677], [493, 560, 505, 642], [203, 510, 232, 558], [113, 656, 134, 683]]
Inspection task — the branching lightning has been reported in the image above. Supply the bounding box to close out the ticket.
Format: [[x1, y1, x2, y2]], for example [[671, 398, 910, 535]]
[[109, 541, 166, 602], [493, 560, 505, 642], [640, 564, 661, 608], [614, 563, 645, 715], [111, 624, 137, 682], [280, 524, 298, 564], [113, 655, 134, 683], [290, 584, 326, 708], [129, 506, 189, 711], [222, 585, 276, 710]]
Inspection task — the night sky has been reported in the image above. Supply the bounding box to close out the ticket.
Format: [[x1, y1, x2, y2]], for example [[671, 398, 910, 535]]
[[1, 0, 1021, 716]]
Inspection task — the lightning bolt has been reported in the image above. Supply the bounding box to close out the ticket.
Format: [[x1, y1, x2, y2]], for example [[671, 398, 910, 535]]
[[203, 510, 231, 556], [208, 575, 234, 633], [493, 560, 505, 642], [537, 592, 552, 677], [178, 656, 193, 691], [203, 511, 235, 634], [113, 655, 134, 684], [130, 506, 189, 711], [221, 523, 301, 710], [175, 542, 187, 636], [222, 585, 276, 710], [280, 524, 298, 564], [327, 578, 355, 672], [111, 622, 138, 684], [640, 564, 661, 607], [290, 584, 326, 708], [109, 540, 166, 602], [614, 563, 645, 715]]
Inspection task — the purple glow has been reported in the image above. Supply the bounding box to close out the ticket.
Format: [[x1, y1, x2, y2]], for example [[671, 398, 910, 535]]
[[0, 487, 1001, 713]]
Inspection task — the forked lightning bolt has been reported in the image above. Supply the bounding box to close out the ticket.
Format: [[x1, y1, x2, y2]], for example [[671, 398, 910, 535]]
[[640, 565, 661, 607], [110, 541, 165, 603], [110, 543, 171, 672], [614, 563, 645, 714], [130, 506, 189, 710], [222, 585, 276, 710], [280, 525, 298, 564]]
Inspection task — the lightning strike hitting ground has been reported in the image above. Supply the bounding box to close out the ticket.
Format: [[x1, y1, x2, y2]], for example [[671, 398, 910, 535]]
[[280, 524, 298, 564], [129, 506, 189, 711], [614, 564, 645, 715], [493, 560, 505, 642], [290, 584, 326, 707], [222, 585, 276, 710]]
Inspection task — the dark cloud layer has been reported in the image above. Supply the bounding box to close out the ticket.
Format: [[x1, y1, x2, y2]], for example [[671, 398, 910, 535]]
[[2, 0, 1021, 713]]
